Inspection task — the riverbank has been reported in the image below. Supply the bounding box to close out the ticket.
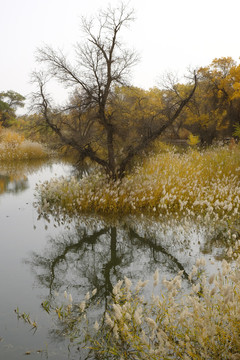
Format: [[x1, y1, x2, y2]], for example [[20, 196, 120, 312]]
[[36, 145, 240, 235]]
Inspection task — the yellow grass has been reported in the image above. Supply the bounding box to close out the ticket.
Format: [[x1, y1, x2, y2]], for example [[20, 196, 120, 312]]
[[36, 145, 240, 235], [0, 130, 49, 161], [43, 245, 240, 359]]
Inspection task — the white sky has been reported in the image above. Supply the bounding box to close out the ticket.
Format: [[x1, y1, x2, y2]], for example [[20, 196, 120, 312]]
[[1, 0, 240, 112]]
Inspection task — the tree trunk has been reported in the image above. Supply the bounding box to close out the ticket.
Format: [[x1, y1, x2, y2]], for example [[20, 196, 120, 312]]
[[106, 124, 116, 179]]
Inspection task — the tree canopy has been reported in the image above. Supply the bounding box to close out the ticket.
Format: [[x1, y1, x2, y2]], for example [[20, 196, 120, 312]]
[[0, 90, 25, 127], [184, 57, 240, 143], [31, 3, 197, 179]]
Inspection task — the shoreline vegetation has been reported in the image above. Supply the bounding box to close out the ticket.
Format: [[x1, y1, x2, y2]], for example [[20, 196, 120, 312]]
[[0, 129, 50, 161], [2, 1, 240, 356], [2, 128, 240, 358], [34, 142, 240, 358], [35, 143, 240, 232], [43, 248, 240, 359]]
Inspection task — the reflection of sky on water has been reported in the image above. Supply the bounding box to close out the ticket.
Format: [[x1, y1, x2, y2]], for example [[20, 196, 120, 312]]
[[0, 160, 229, 359], [0, 161, 74, 360]]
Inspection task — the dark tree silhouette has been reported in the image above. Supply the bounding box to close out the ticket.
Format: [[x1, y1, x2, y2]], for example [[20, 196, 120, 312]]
[[31, 3, 197, 180]]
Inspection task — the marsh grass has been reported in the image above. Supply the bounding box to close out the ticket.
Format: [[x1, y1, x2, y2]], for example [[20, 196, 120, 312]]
[[36, 145, 240, 234], [29, 143, 240, 358], [89, 254, 240, 359], [42, 244, 240, 359], [0, 129, 49, 161]]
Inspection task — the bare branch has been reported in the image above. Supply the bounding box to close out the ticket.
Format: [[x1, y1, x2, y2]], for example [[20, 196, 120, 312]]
[[31, 3, 196, 181], [118, 73, 198, 178]]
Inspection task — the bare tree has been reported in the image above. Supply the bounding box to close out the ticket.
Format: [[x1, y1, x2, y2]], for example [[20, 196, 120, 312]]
[[31, 3, 197, 180]]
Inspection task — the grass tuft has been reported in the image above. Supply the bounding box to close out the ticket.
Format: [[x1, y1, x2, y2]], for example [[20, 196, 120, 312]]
[[0, 130, 50, 161]]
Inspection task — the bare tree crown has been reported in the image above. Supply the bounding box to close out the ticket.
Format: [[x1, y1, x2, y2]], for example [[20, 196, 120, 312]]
[[36, 3, 138, 107], [31, 3, 197, 180]]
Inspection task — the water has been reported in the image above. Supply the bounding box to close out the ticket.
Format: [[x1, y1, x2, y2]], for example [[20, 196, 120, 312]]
[[0, 161, 75, 360], [0, 160, 224, 359]]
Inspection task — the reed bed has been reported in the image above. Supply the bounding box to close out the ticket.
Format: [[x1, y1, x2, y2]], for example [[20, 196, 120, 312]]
[[44, 245, 240, 359], [0, 130, 49, 161], [36, 145, 240, 234]]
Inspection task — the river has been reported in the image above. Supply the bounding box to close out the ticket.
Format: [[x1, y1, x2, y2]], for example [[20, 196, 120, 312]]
[[0, 160, 224, 359]]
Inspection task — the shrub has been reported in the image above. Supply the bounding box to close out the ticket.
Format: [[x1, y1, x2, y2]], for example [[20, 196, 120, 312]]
[[233, 124, 240, 139], [187, 134, 200, 146]]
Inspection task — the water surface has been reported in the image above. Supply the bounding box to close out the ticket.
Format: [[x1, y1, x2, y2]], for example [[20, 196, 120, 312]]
[[0, 160, 224, 359], [0, 161, 75, 359]]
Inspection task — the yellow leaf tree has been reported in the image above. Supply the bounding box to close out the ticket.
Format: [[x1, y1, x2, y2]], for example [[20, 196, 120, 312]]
[[184, 57, 240, 143]]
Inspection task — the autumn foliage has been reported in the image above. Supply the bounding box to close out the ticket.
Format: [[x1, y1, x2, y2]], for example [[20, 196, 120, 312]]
[[0, 129, 49, 161]]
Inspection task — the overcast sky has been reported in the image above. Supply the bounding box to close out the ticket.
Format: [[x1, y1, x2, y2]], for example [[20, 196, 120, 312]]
[[1, 0, 240, 112]]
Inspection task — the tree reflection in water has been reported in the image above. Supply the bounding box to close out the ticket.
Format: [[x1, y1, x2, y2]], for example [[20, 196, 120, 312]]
[[26, 216, 204, 305], [25, 214, 226, 358]]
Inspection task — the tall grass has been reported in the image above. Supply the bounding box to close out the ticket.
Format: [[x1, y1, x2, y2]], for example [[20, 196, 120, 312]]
[[36, 145, 240, 234], [42, 245, 240, 359], [0, 129, 49, 161], [30, 144, 240, 358]]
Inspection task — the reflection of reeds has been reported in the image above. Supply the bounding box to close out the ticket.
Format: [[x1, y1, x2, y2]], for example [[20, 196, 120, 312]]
[[0, 159, 46, 174], [0, 173, 28, 194], [0, 129, 49, 161], [41, 245, 240, 359]]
